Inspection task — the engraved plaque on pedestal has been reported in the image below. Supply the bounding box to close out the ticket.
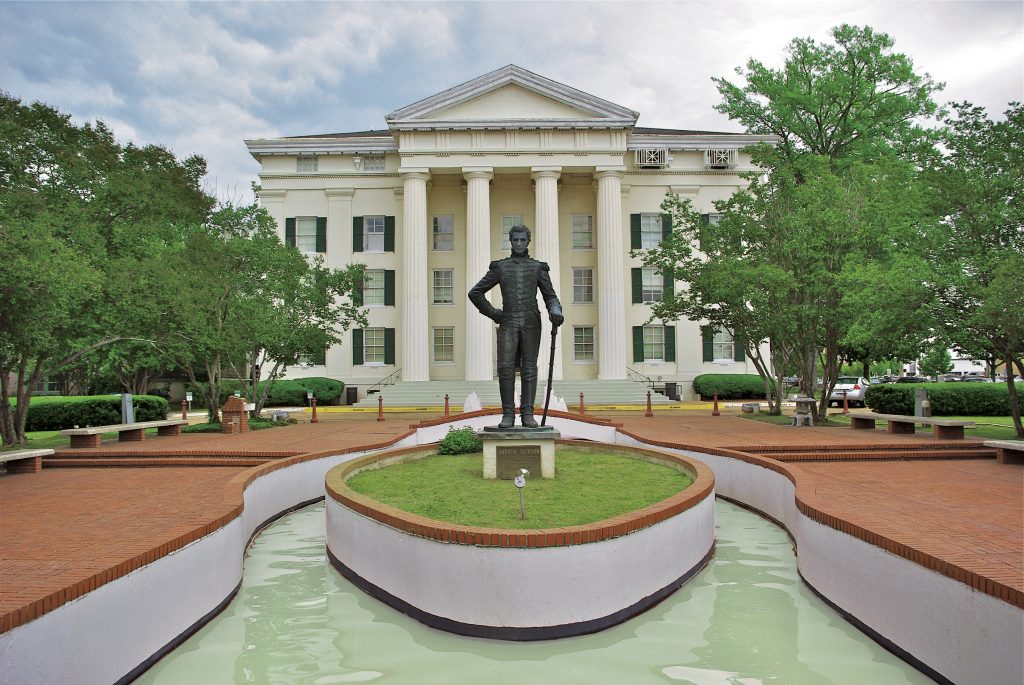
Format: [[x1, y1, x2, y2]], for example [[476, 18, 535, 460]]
[[496, 445, 542, 480]]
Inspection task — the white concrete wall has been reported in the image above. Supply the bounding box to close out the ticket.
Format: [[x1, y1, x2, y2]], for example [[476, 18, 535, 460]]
[[326, 490, 714, 629]]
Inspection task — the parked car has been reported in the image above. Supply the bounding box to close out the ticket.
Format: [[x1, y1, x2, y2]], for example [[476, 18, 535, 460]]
[[960, 376, 994, 383], [828, 376, 869, 407], [895, 376, 930, 383]]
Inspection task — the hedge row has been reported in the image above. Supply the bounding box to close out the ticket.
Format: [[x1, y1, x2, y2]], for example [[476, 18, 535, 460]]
[[190, 377, 345, 406], [24, 395, 170, 431], [865, 383, 1015, 416], [692, 374, 775, 400]]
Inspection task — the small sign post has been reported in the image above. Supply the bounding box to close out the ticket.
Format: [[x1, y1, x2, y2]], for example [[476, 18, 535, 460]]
[[514, 469, 529, 520]]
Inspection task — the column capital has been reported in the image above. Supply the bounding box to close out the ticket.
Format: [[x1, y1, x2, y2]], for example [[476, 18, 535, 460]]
[[325, 188, 355, 200], [463, 166, 494, 181], [530, 166, 562, 180], [258, 189, 287, 201], [594, 166, 626, 180], [399, 168, 431, 182]]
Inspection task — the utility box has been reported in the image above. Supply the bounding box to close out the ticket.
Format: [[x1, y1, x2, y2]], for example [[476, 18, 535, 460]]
[[346, 387, 359, 405]]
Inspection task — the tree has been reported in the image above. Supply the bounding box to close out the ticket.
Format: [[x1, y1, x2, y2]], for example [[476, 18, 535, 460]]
[[923, 102, 1024, 435], [166, 201, 365, 422], [919, 342, 953, 378], [0, 93, 211, 445], [644, 25, 941, 418]]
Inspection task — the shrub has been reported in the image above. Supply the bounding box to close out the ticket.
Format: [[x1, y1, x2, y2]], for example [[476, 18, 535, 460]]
[[24, 395, 169, 431], [865, 383, 1014, 416], [187, 377, 344, 407], [437, 426, 482, 455], [692, 374, 775, 400], [182, 418, 293, 433]]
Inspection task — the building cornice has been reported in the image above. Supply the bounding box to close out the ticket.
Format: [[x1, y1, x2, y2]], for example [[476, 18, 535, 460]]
[[244, 137, 398, 158], [627, 132, 779, 149]]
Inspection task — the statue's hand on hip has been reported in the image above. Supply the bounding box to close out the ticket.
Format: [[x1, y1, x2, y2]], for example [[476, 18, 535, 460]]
[[491, 309, 504, 324]]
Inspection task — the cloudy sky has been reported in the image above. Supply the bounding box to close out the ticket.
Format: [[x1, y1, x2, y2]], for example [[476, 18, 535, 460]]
[[3, 1, 1021, 202]]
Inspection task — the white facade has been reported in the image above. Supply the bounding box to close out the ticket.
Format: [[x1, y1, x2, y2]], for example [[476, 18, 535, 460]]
[[245, 66, 775, 390]]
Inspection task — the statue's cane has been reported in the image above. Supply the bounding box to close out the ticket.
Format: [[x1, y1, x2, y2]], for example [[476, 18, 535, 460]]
[[541, 325, 558, 426]]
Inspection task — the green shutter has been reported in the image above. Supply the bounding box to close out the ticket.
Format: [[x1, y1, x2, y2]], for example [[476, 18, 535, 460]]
[[661, 213, 672, 241], [352, 277, 363, 307], [663, 267, 674, 301], [313, 348, 326, 366], [665, 326, 676, 362], [630, 214, 641, 250], [631, 268, 642, 304], [734, 332, 746, 362], [702, 327, 714, 362], [384, 328, 396, 365], [316, 217, 327, 253], [384, 216, 395, 252], [352, 329, 364, 366], [384, 270, 395, 306], [285, 218, 296, 247], [352, 217, 363, 253], [632, 326, 644, 363]]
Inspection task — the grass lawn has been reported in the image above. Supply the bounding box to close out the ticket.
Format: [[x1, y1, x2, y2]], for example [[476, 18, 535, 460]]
[[346, 448, 694, 529]]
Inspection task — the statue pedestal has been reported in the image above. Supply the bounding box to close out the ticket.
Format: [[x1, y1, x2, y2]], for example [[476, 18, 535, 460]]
[[479, 426, 558, 479]]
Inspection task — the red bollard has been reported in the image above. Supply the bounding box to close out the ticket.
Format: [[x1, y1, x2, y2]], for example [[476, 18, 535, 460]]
[[181, 399, 188, 421], [842, 392, 849, 415], [645, 391, 654, 417], [444, 393, 450, 417], [579, 392, 585, 416], [377, 395, 385, 422], [712, 392, 721, 416], [311, 397, 319, 424]]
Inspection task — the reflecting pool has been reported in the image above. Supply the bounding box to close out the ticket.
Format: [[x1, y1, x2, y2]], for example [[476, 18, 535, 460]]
[[136, 500, 933, 684]]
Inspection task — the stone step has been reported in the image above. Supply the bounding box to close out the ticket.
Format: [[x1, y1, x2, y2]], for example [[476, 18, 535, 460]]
[[752, 449, 997, 463], [355, 380, 675, 408]]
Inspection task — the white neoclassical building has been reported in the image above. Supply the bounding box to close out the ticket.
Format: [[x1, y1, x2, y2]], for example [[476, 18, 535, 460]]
[[245, 66, 774, 402]]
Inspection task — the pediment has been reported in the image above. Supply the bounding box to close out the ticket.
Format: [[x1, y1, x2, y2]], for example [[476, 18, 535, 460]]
[[386, 65, 638, 131]]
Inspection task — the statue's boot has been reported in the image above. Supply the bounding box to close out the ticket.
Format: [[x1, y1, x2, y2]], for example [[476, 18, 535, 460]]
[[498, 377, 516, 429], [520, 379, 538, 428]]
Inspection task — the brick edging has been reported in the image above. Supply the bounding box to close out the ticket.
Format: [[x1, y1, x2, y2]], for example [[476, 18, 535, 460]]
[[325, 439, 715, 548], [616, 427, 1024, 610]]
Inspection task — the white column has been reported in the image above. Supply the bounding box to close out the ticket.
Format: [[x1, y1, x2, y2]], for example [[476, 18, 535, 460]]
[[325, 188, 354, 266], [400, 170, 431, 381], [595, 168, 628, 379], [464, 167, 494, 381], [532, 167, 563, 380]]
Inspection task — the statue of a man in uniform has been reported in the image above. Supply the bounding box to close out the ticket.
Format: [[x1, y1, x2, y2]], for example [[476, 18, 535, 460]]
[[469, 225, 563, 429]]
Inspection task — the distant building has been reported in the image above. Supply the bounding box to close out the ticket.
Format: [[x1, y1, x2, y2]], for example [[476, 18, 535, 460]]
[[245, 66, 776, 399]]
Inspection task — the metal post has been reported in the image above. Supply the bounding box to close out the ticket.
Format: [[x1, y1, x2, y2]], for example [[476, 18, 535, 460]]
[[842, 392, 849, 415], [579, 392, 585, 416], [712, 392, 721, 417], [444, 394, 450, 417], [181, 400, 187, 421], [311, 397, 319, 424], [645, 391, 653, 417], [377, 395, 385, 422]]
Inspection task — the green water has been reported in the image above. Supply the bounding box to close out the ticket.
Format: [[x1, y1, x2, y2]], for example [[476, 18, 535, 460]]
[[135, 500, 933, 685]]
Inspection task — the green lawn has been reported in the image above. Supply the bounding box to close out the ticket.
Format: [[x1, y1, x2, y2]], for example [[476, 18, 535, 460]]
[[346, 448, 693, 529]]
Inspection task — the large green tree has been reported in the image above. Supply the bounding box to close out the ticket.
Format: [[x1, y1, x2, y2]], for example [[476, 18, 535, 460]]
[[644, 25, 941, 417], [923, 102, 1024, 435]]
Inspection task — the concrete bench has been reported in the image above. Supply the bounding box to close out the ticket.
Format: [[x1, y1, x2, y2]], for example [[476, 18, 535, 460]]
[[849, 413, 974, 440], [0, 449, 54, 474], [984, 440, 1024, 465], [60, 420, 189, 449]]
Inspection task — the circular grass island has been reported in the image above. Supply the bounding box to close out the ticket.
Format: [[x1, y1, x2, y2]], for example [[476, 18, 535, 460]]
[[325, 439, 716, 640]]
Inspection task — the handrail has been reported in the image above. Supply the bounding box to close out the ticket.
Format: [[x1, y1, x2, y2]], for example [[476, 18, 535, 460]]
[[626, 367, 656, 388], [368, 368, 402, 395]]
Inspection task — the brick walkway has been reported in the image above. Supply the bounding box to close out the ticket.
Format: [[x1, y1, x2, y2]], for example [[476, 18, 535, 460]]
[[1, 411, 1021, 634]]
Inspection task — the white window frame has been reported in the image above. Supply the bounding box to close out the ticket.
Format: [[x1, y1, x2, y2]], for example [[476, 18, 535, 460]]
[[573, 326, 595, 362], [363, 215, 385, 253], [571, 214, 593, 249], [500, 215, 523, 251], [432, 215, 454, 251], [432, 269, 454, 305], [363, 269, 385, 307], [643, 325, 665, 362], [640, 213, 662, 249], [572, 267, 594, 304], [364, 328, 386, 365], [641, 267, 663, 303], [295, 216, 318, 253], [713, 329, 735, 362], [432, 327, 455, 364], [296, 156, 317, 173], [362, 154, 385, 172]]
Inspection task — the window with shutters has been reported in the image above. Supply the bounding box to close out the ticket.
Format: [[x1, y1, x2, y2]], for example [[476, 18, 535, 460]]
[[500, 215, 523, 251], [363, 270, 385, 306], [573, 326, 595, 362], [364, 328, 386, 364], [433, 327, 454, 363], [640, 213, 663, 249], [296, 157, 317, 173], [641, 268, 663, 303], [432, 215, 454, 251], [432, 269, 454, 305], [295, 216, 319, 252], [643, 325, 665, 361], [572, 267, 593, 304], [713, 329, 734, 361], [572, 214, 593, 249], [364, 215, 385, 252]]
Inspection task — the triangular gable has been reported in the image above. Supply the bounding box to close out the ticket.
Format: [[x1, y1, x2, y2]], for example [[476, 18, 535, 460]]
[[386, 65, 638, 131]]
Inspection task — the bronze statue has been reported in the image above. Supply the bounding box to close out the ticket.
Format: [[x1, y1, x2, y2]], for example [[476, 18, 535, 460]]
[[469, 225, 563, 428]]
